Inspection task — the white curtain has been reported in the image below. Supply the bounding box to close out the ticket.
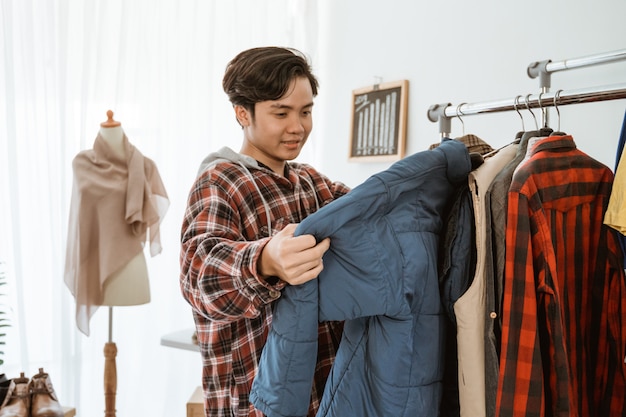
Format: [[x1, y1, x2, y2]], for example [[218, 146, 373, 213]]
[[0, 1, 319, 415]]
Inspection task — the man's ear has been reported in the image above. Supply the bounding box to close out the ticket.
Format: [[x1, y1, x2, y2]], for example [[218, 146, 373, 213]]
[[234, 105, 250, 127]]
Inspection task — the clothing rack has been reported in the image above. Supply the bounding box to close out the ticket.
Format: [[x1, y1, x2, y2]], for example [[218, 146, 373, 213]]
[[527, 48, 626, 90], [428, 49, 626, 136], [428, 83, 626, 136]]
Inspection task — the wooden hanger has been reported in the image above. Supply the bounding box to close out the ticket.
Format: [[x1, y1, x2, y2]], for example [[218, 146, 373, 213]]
[[101, 110, 121, 128]]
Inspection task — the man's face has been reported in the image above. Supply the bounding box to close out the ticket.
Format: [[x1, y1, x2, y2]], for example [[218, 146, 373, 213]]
[[238, 76, 314, 174]]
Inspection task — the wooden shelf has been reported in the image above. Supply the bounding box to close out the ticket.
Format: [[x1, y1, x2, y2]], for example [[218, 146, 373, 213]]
[[63, 406, 76, 417], [187, 386, 203, 417]]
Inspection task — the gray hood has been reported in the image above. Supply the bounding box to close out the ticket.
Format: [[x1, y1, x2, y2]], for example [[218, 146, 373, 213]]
[[196, 146, 278, 235], [197, 146, 260, 176], [195, 146, 320, 237]]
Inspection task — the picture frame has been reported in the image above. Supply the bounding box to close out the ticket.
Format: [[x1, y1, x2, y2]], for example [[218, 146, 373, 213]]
[[349, 79, 408, 162]]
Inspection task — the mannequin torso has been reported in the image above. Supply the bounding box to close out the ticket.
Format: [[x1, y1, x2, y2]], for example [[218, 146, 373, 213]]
[[99, 125, 125, 159], [98, 123, 151, 306]]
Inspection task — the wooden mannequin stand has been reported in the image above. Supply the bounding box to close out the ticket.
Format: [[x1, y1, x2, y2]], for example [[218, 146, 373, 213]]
[[100, 111, 121, 417], [104, 307, 117, 417], [97, 110, 153, 417]]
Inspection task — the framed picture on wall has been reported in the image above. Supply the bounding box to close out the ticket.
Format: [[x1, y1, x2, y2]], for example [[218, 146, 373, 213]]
[[349, 79, 408, 162]]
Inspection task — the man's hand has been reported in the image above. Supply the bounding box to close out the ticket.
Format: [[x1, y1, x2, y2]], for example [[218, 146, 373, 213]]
[[258, 223, 330, 285]]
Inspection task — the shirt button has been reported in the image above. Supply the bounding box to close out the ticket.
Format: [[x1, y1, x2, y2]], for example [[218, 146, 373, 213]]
[[489, 312, 497, 319], [269, 290, 281, 299]]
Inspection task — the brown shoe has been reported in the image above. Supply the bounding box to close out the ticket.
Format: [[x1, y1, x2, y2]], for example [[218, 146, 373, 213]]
[[0, 374, 10, 406], [0, 373, 30, 417], [29, 369, 63, 417]]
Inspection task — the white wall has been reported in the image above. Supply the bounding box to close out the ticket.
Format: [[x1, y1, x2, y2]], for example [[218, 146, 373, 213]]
[[312, 0, 626, 188], [165, 1, 625, 413]]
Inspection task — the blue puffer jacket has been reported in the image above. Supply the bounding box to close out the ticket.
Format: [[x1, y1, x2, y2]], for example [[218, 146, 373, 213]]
[[250, 139, 471, 417]]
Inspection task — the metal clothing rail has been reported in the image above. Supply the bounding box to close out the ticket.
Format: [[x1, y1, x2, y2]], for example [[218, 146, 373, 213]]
[[527, 49, 626, 90], [429, 49, 626, 135], [527, 49, 626, 127], [427, 83, 626, 135]]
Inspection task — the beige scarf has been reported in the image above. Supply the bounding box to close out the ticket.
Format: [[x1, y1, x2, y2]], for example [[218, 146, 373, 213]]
[[64, 134, 169, 335]]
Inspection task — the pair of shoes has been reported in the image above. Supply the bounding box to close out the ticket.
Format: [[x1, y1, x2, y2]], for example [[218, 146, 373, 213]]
[[0, 369, 64, 417]]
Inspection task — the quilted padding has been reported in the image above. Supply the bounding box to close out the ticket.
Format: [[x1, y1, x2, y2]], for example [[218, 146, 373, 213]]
[[250, 139, 471, 417]]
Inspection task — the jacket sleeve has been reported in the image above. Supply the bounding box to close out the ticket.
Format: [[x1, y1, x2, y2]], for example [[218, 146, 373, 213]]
[[250, 281, 319, 417]]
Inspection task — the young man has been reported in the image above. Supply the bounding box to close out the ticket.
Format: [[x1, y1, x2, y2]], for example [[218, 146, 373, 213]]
[[180, 47, 350, 417]]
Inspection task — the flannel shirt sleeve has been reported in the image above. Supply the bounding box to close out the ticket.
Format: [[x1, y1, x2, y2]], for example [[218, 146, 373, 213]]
[[179, 171, 283, 324], [497, 189, 569, 416]]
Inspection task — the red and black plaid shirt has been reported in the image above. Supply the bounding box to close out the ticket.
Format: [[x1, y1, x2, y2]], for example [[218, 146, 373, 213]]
[[497, 135, 626, 417], [180, 153, 349, 417]]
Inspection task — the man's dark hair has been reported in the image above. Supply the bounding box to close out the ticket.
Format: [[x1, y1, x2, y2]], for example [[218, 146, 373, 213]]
[[222, 46, 319, 119]]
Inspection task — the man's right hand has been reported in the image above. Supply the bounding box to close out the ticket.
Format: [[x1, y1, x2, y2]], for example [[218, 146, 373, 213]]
[[258, 223, 330, 285]]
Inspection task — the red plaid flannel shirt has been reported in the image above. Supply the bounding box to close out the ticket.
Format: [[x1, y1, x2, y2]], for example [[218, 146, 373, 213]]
[[180, 155, 349, 417], [497, 135, 626, 417]]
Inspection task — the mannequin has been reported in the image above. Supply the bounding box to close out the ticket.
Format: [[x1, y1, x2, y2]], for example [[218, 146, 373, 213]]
[[65, 109, 168, 332], [98, 111, 151, 306], [99, 110, 160, 417], [64, 110, 168, 417]]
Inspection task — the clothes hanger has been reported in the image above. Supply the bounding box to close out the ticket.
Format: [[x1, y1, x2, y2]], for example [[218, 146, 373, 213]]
[[517, 94, 544, 152], [513, 94, 525, 140], [524, 93, 540, 132], [554, 90, 562, 132], [536, 92, 554, 137], [456, 102, 466, 137], [453, 102, 490, 169], [550, 89, 567, 136]]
